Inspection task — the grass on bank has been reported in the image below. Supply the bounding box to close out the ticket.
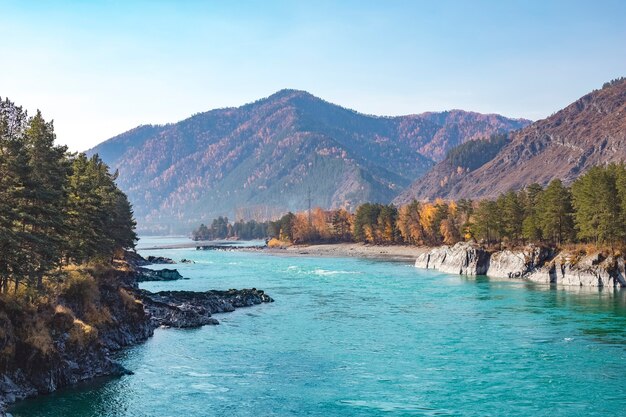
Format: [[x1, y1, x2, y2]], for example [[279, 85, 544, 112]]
[[0, 262, 143, 368]]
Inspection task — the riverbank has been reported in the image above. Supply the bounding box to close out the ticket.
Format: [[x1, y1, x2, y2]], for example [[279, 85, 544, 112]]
[[0, 255, 272, 416], [262, 243, 429, 262], [141, 240, 428, 262], [415, 242, 626, 289], [257, 241, 626, 289], [159, 237, 626, 289]]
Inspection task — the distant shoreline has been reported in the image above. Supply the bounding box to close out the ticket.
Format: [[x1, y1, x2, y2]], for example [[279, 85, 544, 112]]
[[262, 243, 429, 262], [139, 240, 428, 263]]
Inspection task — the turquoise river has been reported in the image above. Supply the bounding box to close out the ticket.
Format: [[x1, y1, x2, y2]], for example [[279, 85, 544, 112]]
[[11, 237, 626, 416]]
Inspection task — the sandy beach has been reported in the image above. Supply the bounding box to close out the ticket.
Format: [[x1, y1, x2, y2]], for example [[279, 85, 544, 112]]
[[262, 243, 428, 262]]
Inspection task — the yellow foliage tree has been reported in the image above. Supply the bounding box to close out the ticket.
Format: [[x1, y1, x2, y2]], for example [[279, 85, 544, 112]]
[[312, 207, 331, 240], [398, 201, 424, 244], [440, 218, 461, 245], [291, 213, 313, 243]]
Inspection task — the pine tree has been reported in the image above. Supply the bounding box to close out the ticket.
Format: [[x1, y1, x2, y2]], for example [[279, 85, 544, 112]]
[[0, 96, 138, 294], [537, 179, 574, 245], [572, 165, 624, 246], [331, 209, 352, 242], [498, 191, 523, 243], [23, 111, 70, 287], [353, 203, 381, 243], [521, 184, 544, 242], [0, 98, 29, 293], [376, 205, 398, 244], [473, 200, 501, 244]]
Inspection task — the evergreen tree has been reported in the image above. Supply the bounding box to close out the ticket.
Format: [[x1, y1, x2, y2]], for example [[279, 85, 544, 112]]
[[0, 96, 137, 293], [23, 111, 70, 287], [572, 165, 624, 245], [353, 203, 381, 243], [521, 184, 544, 242], [0, 98, 29, 292], [376, 205, 398, 243], [473, 200, 501, 243], [331, 209, 352, 242], [498, 191, 523, 242], [278, 212, 296, 241], [537, 179, 574, 245]]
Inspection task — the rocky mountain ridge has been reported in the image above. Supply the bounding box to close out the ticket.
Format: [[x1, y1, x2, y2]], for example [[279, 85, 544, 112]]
[[398, 78, 626, 201]]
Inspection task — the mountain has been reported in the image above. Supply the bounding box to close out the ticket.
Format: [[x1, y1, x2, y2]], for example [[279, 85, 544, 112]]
[[393, 134, 512, 204], [395, 78, 626, 203], [88, 89, 529, 233]]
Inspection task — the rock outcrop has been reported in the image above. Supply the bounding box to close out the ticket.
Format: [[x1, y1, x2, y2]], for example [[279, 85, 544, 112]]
[[145, 256, 176, 264], [0, 272, 154, 412], [487, 246, 553, 279], [140, 289, 274, 328], [135, 267, 185, 282], [415, 242, 490, 275], [415, 243, 626, 288], [526, 252, 626, 287]]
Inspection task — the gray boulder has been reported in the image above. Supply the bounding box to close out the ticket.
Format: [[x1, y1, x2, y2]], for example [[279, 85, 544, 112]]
[[415, 242, 490, 275]]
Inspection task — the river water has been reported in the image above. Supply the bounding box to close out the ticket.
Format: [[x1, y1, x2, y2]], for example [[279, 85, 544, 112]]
[[11, 237, 626, 416]]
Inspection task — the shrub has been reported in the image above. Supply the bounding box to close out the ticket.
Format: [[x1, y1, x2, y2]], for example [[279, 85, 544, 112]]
[[267, 238, 289, 248], [84, 305, 113, 327], [24, 317, 54, 357], [61, 272, 99, 308], [52, 305, 76, 332], [119, 288, 142, 311], [68, 319, 98, 348]]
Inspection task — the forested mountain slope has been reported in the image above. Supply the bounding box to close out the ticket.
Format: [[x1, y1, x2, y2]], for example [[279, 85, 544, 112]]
[[89, 89, 529, 233], [396, 78, 626, 202], [394, 134, 510, 204]]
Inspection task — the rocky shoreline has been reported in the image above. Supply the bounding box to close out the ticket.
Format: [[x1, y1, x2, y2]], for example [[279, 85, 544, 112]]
[[139, 288, 273, 328], [415, 242, 626, 288], [0, 254, 273, 415]]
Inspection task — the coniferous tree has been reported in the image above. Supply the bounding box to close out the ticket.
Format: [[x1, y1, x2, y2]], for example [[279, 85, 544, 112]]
[[377, 205, 398, 243], [572, 165, 624, 246], [537, 179, 574, 245], [0, 98, 29, 292], [331, 209, 352, 242], [473, 200, 501, 244], [23, 111, 70, 287], [498, 191, 523, 243], [0, 97, 137, 293], [521, 184, 544, 242]]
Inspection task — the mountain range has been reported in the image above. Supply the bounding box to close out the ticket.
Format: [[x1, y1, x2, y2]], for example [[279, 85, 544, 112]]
[[394, 77, 626, 204], [88, 89, 529, 233]]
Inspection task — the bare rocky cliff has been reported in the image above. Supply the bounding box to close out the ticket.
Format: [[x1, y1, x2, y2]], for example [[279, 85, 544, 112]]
[[415, 242, 626, 288]]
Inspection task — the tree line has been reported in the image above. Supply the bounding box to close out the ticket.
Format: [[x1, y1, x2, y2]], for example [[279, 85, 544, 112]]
[[192, 217, 271, 240], [263, 164, 626, 249], [0, 97, 137, 294]]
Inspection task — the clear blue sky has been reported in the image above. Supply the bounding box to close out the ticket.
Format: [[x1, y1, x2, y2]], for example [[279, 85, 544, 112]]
[[1, 0, 625, 151]]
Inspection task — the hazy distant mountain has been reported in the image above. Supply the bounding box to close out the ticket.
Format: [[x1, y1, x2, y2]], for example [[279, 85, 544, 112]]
[[88, 89, 529, 233], [395, 78, 626, 203]]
